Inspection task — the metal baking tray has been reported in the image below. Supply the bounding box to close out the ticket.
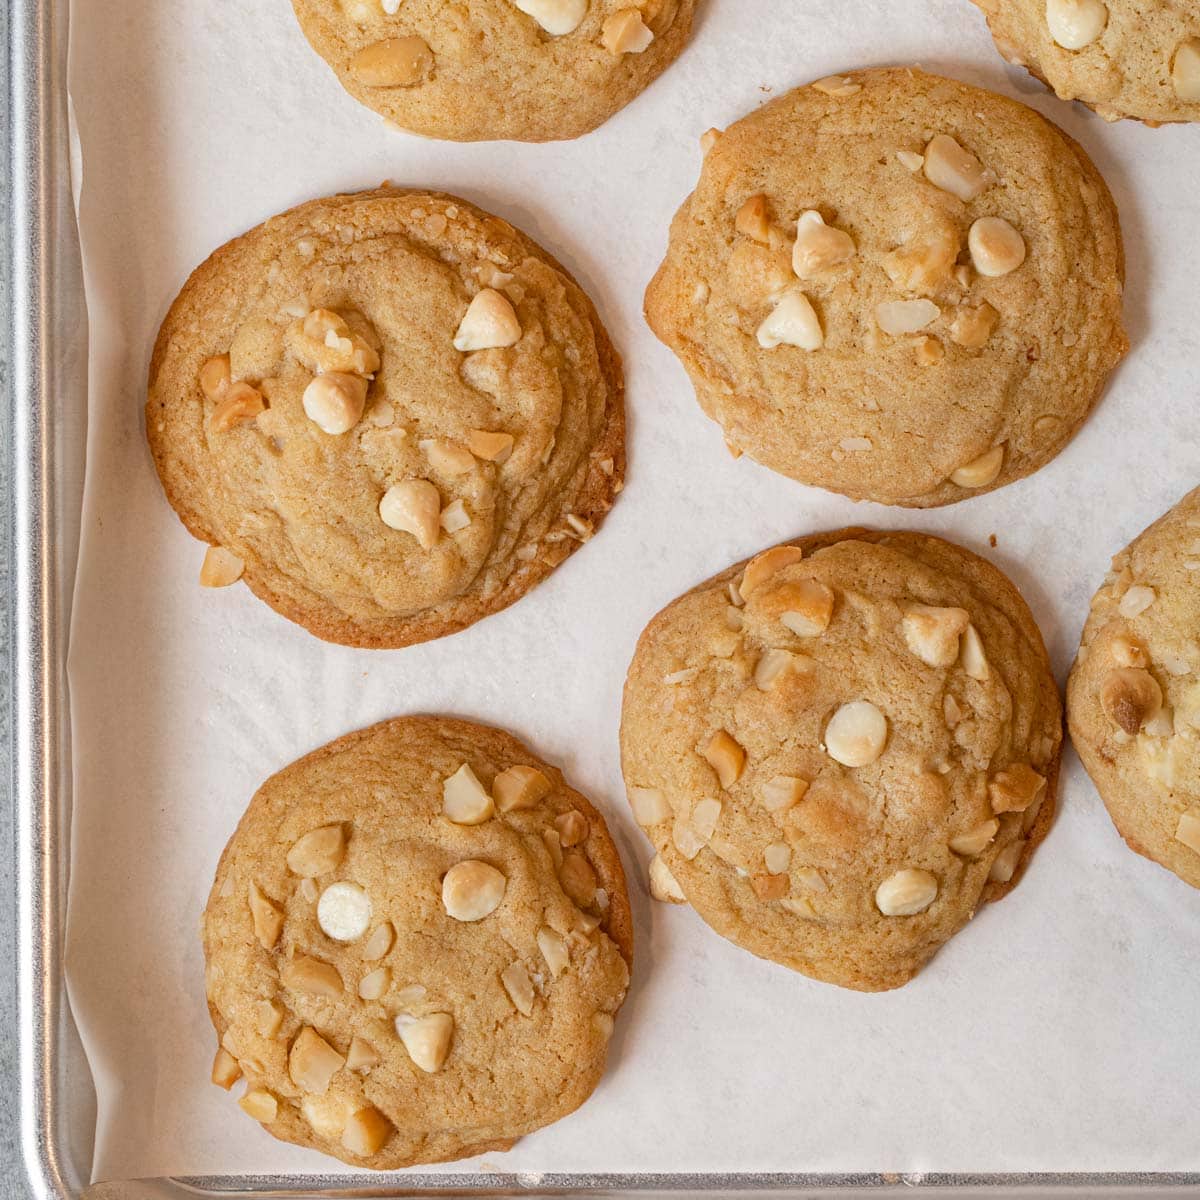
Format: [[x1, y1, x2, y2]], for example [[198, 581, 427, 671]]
[[9, 1, 1200, 1196]]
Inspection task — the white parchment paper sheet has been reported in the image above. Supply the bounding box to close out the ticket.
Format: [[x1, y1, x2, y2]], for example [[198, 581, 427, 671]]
[[64, 0, 1200, 1184]]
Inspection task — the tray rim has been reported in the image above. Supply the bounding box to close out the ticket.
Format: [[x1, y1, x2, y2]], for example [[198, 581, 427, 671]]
[[11, 0, 1200, 1196]]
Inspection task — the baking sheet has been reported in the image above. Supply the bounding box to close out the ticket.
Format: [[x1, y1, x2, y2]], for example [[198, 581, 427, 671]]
[[63, 0, 1200, 1185]]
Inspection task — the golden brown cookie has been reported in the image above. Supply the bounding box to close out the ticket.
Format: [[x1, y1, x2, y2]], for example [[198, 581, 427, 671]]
[[645, 67, 1128, 507], [148, 188, 624, 648], [1067, 486, 1200, 888], [620, 530, 1063, 991], [290, 0, 698, 142], [203, 716, 632, 1169], [971, 0, 1200, 124]]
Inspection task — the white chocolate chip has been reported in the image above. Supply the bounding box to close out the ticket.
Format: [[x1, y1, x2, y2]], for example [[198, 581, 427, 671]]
[[876, 299, 939, 335], [792, 211, 855, 278], [442, 860, 506, 922], [760, 775, 809, 812], [764, 842, 792, 875], [454, 288, 521, 352], [303, 372, 368, 435], [601, 9, 654, 53], [951, 446, 1004, 489], [649, 854, 687, 903], [923, 134, 993, 202], [629, 786, 671, 826], [1175, 812, 1200, 855], [510, 0, 587, 35], [200, 546, 245, 588], [702, 730, 746, 788], [1173, 39, 1200, 101], [379, 479, 441, 549], [989, 840, 1025, 883], [824, 701, 888, 767], [357, 967, 391, 1001], [395, 1012, 454, 1073], [875, 868, 938, 916], [317, 882, 372, 942], [442, 763, 495, 825], [501, 961, 536, 1016], [960, 623, 990, 681], [1046, 0, 1108, 49], [537, 926, 570, 975], [1118, 585, 1156, 618], [903, 605, 970, 668], [949, 818, 1000, 857], [968, 218, 1026, 277], [287, 825, 346, 877], [757, 290, 823, 351]]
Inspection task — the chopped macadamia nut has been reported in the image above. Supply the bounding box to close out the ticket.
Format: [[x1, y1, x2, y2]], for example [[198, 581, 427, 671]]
[[896, 149, 925, 171], [825, 701, 888, 767], [1175, 812, 1200, 855], [702, 730, 747, 788], [601, 9, 654, 53], [1118, 585, 1156, 618], [751, 872, 789, 900], [454, 288, 521, 352], [342, 1106, 393, 1156], [960, 624, 991, 681], [379, 479, 441, 549], [649, 854, 687, 903], [200, 546, 245, 588], [396, 1012, 454, 1072], [501, 961, 536, 1016], [559, 850, 598, 907], [440, 499, 471, 533], [317, 881, 372, 942], [629, 786, 671, 826], [199, 354, 232, 398], [555, 810, 589, 847], [289, 1027, 346, 1094], [764, 842, 792, 875], [876, 868, 938, 916], [923, 134, 993, 202], [951, 446, 1004, 489], [1109, 635, 1148, 668], [969, 217, 1027, 277], [442, 860, 506, 922], [209, 381, 266, 433], [736, 195, 772, 244], [247, 882, 283, 950], [760, 774, 809, 812], [949, 818, 1000, 857], [741, 546, 803, 596], [538, 925, 570, 975], [989, 840, 1025, 883], [511, 0, 588, 35], [812, 74, 862, 97], [442, 763, 495, 825], [989, 765, 1047, 814], [755, 648, 800, 690], [950, 302, 1000, 349], [282, 955, 344, 999], [903, 605, 970, 667], [777, 579, 836, 637], [362, 922, 394, 961], [349, 36, 433, 86], [876, 299, 939, 335], [256, 999, 284, 1039], [792, 211, 855, 277], [1101, 667, 1163, 735], [493, 764, 553, 812], [1046, 0, 1108, 49], [212, 1046, 242, 1090], [287, 825, 346, 877], [419, 439, 475, 476], [757, 290, 823, 351], [467, 429, 515, 463], [346, 1037, 381, 1073], [1173, 39, 1200, 101]]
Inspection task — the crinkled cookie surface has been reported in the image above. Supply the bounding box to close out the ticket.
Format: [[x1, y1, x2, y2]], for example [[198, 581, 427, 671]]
[[203, 716, 632, 1169], [645, 67, 1127, 507], [621, 530, 1063, 991], [291, 0, 698, 141], [148, 188, 624, 648]]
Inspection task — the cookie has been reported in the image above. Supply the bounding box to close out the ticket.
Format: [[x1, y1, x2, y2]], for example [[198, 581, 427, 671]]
[[971, 0, 1200, 124], [148, 188, 624, 648], [203, 716, 632, 1169], [645, 67, 1128, 508], [1067, 486, 1200, 889], [290, 0, 698, 142], [620, 530, 1063, 991]]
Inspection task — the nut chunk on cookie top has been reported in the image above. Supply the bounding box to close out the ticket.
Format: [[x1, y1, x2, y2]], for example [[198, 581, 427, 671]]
[[970, 0, 1200, 124], [289, 0, 699, 142], [1068, 486, 1200, 890], [203, 716, 632, 1170], [645, 67, 1127, 507], [620, 529, 1062, 991], [147, 188, 625, 648]]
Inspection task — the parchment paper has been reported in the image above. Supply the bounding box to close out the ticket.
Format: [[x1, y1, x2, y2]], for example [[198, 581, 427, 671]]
[[64, 0, 1200, 1184]]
